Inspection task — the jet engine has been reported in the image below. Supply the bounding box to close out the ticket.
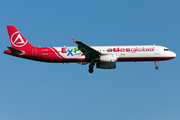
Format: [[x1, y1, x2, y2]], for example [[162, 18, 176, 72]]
[[100, 54, 117, 62], [96, 62, 116, 69]]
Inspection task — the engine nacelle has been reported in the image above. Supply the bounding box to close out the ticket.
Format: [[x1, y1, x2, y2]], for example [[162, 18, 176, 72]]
[[96, 62, 116, 69], [100, 55, 117, 62]]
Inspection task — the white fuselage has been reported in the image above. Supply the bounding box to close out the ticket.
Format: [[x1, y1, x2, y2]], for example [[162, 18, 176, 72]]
[[51, 45, 176, 61]]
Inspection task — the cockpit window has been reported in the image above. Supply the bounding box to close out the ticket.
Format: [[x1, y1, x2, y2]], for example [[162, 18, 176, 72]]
[[164, 49, 169, 51]]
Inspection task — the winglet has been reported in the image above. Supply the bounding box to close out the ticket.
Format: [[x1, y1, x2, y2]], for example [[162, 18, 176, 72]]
[[72, 39, 77, 43]]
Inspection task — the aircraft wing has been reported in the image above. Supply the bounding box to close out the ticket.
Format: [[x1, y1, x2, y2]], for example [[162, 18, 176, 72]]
[[75, 40, 101, 59]]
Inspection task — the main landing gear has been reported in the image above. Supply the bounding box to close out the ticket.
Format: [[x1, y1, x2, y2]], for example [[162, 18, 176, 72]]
[[89, 63, 95, 73], [88, 58, 95, 73], [155, 61, 159, 70]]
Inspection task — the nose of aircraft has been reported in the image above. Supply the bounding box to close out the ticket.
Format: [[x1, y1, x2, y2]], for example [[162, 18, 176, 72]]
[[171, 51, 176, 58]]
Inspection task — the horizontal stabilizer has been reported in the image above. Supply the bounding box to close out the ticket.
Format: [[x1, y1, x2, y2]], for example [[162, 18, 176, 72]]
[[7, 47, 24, 54]]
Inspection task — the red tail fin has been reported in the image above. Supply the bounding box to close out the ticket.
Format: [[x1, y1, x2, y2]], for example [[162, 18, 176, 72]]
[[6, 26, 34, 50]]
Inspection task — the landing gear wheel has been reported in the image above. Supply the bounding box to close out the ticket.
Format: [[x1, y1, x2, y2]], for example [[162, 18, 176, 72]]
[[89, 64, 94, 69], [155, 66, 159, 70], [89, 68, 94, 73], [88, 60, 95, 73], [154, 61, 159, 70]]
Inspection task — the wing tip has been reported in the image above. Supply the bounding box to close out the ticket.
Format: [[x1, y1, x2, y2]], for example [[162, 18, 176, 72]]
[[72, 39, 77, 43]]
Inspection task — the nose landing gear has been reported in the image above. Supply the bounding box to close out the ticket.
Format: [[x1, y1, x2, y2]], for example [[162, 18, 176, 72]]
[[155, 61, 159, 70]]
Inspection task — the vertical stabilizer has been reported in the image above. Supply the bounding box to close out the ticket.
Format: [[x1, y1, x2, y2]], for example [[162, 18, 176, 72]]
[[6, 26, 34, 50]]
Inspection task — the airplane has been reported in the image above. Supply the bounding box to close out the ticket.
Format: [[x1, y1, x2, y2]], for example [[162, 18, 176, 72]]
[[4, 26, 176, 73]]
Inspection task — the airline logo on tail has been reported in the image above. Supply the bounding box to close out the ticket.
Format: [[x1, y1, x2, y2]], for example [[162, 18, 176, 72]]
[[11, 31, 27, 47]]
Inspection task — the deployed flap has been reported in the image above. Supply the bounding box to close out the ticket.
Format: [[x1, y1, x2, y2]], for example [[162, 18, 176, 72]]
[[75, 40, 101, 58], [7, 46, 24, 54]]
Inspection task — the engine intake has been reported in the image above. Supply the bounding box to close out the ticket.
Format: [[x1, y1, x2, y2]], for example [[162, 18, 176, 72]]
[[100, 55, 117, 62]]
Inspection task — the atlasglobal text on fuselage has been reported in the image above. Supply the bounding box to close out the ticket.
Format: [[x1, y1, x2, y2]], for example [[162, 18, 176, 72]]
[[4, 26, 176, 73]]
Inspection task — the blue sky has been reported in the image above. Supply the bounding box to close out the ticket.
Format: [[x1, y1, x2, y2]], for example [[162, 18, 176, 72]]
[[0, 0, 180, 120]]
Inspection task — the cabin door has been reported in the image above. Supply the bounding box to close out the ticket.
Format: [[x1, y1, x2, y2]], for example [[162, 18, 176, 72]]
[[32, 48, 37, 56], [154, 46, 159, 55]]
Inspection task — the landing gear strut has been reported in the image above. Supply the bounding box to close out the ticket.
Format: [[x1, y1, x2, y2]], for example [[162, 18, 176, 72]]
[[155, 61, 159, 70], [89, 63, 95, 73]]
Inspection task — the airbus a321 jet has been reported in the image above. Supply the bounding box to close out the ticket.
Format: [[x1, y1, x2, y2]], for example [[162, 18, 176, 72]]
[[4, 26, 176, 73]]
